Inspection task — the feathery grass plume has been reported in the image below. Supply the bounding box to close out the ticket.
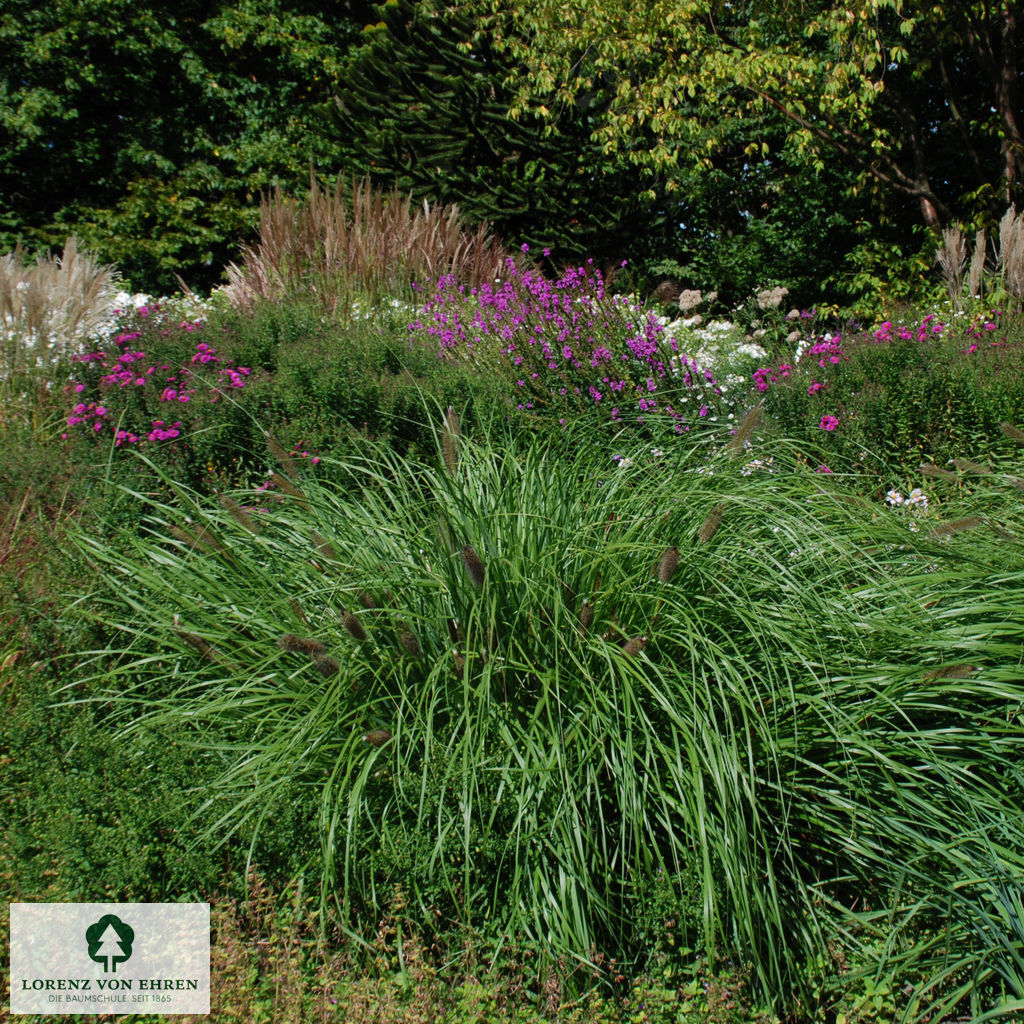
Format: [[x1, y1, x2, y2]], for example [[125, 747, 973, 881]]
[[311, 531, 339, 562], [278, 634, 327, 655], [461, 544, 486, 589], [1006, 476, 1024, 491], [312, 653, 340, 677], [441, 405, 460, 476], [952, 457, 992, 475], [289, 599, 310, 625], [1000, 422, 1024, 445], [362, 729, 392, 747], [270, 472, 307, 503], [396, 623, 423, 658], [997, 206, 1024, 307], [920, 463, 959, 481], [968, 228, 987, 297], [936, 224, 968, 308], [657, 546, 679, 583], [341, 610, 368, 642], [726, 402, 764, 452], [621, 635, 648, 657], [217, 492, 259, 533], [931, 516, 986, 538], [923, 664, 976, 681], [452, 650, 465, 674], [266, 431, 300, 479], [698, 502, 725, 544]]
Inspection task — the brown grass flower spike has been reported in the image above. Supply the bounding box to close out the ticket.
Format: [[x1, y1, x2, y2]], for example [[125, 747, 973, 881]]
[[461, 544, 486, 589]]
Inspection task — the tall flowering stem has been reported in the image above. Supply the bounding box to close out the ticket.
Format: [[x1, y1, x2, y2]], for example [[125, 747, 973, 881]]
[[408, 255, 717, 433]]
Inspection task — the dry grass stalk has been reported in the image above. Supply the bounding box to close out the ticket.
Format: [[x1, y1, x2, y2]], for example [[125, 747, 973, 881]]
[[698, 503, 725, 544], [289, 599, 310, 625], [726, 402, 763, 452], [1000, 422, 1024, 444], [173, 622, 238, 670], [931, 516, 986, 538], [341, 610, 368, 642], [170, 523, 230, 557], [363, 729, 392, 747], [657, 547, 679, 583], [920, 463, 958, 481], [223, 176, 515, 312], [461, 545, 486, 589], [1, 237, 120, 375], [952, 457, 991, 475]]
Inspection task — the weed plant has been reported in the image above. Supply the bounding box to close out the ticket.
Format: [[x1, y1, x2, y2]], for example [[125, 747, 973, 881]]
[[66, 414, 1024, 1020]]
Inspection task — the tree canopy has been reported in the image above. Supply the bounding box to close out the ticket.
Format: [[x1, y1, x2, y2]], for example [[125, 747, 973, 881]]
[[471, 0, 1022, 229], [0, 0, 358, 292]]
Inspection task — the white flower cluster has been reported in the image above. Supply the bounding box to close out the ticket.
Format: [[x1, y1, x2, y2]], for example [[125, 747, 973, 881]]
[[885, 487, 929, 532]]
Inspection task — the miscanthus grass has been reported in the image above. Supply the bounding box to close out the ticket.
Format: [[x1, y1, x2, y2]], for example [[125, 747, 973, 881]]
[[67, 421, 1024, 1020]]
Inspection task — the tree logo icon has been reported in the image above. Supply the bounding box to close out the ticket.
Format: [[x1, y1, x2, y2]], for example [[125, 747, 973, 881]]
[[85, 914, 135, 973]]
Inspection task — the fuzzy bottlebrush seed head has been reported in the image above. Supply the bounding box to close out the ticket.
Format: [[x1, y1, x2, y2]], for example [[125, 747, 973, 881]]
[[311, 531, 339, 563], [397, 624, 423, 658], [265, 431, 300, 479], [657, 546, 679, 583], [576, 599, 594, 635], [1000, 421, 1024, 445], [312, 653, 340, 677], [920, 463, 958, 481], [218, 492, 258, 533], [621, 635, 648, 657], [362, 729, 392, 747], [698, 503, 724, 544], [931, 516, 986, 538], [725, 402, 763, 452], [278, 633, 327, 655], [452, 650, 466, 674], [952, 457, 992, 475], [923, 664, 975, 681], [341, 610, 367, 642], [461, 544, 486, 589]]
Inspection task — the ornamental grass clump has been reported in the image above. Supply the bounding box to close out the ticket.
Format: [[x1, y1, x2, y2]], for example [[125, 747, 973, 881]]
[[1, 238, 120, 395], [408, 255, 721, 433], [69, 420, 1024, 1021], [224, 176, 514, 316]]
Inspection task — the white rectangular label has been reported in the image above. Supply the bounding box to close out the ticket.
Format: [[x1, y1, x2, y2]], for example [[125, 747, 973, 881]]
[[9, 903, 209, 1015]]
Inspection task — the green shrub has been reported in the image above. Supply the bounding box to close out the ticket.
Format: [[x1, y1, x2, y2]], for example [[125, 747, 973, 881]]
[[755, 308, 1024, 475]]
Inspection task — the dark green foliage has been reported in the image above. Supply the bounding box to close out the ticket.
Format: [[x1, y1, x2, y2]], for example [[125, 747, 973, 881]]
[[334, 0, 673, 267], [0, 0, 360, 293]]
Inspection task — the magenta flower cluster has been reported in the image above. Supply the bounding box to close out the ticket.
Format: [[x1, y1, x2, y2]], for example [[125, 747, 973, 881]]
[[63, 311, 252, 446], [871, 313, 945, 345], [408, 255, 717, 431]]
